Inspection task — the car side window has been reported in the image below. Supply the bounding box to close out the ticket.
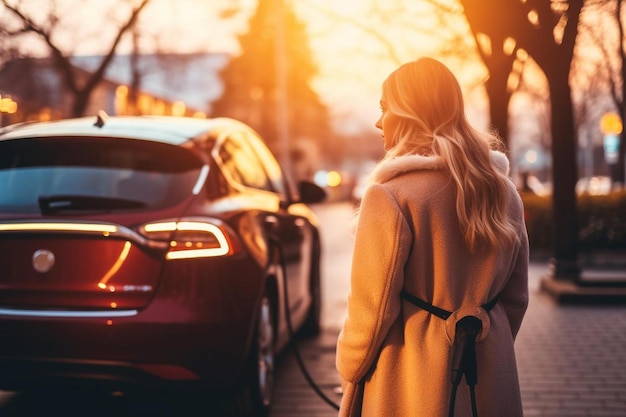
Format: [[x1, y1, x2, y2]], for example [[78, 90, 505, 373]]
[[242, 131, 287, 196], [218, 133, 273, 192]]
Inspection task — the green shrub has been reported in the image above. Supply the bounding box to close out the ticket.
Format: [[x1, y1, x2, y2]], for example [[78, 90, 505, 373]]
[[521, 190, 626, 250]]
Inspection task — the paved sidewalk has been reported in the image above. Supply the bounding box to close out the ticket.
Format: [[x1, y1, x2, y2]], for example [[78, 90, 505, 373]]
[[271, 262, 626, 417]]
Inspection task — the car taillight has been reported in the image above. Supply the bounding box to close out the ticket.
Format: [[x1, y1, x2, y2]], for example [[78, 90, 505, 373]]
[[139, 219, 240, 260]]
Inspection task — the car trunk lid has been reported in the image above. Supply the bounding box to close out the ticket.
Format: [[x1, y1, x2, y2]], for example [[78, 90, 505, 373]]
[[0, 221, 168, 311]]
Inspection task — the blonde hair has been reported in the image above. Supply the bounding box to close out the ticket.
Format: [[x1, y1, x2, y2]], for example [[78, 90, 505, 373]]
[[382, 57, 518, 252]]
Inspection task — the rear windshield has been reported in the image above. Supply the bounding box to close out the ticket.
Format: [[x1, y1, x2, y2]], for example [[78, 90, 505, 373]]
[[0, 137, 204, 214]]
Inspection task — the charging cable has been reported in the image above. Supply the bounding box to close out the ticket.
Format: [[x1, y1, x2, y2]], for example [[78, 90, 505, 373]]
[[277, 246, 341, 411]]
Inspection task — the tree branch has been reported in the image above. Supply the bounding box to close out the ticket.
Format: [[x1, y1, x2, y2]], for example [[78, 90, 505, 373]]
[[298, 0, 403, 65], [1, 0, 79, 94], [82, 0, 151, 95]]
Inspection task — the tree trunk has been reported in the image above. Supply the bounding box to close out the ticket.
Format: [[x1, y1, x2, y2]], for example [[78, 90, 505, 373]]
[[547, 74, 580, 280], [72, 90, 91, 118], [484, 67, 512, 147]]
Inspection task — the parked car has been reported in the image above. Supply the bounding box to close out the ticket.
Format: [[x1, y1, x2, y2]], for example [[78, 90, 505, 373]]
[[0, 114, 326, 416]]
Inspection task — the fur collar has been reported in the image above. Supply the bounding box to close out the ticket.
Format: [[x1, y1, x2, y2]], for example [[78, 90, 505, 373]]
[[369, 150, 510, 184]]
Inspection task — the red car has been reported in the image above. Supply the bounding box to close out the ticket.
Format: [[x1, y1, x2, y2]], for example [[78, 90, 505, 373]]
[[0, 114, 326, 416]]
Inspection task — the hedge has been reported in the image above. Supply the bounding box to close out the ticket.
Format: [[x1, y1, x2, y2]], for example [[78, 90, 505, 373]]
[[521, 190, 626, 250]]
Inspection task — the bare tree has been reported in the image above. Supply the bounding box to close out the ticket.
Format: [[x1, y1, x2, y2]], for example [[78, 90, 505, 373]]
[[305, 0, 585, 279], [0, 0, 150, 117], [459, 0, 584, 281]]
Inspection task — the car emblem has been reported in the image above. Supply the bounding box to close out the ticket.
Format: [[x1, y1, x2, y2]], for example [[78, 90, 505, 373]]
[[32, 249, 55, 273]]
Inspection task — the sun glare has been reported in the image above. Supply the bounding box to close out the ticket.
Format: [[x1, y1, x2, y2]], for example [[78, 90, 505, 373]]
[[2, 0, 484, 133], [292, 0, 481, 132]]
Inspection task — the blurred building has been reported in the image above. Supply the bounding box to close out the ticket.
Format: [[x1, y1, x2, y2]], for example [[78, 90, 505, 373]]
[[0, 53, 229, 124], [0, 52, 332, 194]]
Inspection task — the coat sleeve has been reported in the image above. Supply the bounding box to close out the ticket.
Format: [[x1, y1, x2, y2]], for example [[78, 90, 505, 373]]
[[499, 195, 530, 340], [336, 183, 412, 384]]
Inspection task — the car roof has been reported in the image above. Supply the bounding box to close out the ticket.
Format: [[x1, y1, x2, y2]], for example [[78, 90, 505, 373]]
[[0, 115, 248, 145]]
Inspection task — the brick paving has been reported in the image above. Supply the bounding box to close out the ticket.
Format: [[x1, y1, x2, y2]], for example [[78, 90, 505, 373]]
[[270, 262, 626, 417]]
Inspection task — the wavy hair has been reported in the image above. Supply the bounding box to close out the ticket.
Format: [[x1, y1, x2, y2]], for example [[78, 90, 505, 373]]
[[381, 57, 518, 252]]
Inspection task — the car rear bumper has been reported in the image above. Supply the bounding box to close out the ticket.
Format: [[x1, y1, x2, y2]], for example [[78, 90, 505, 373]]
[[0, 356, 201, 392], [0, 316, 247, 391], [0, 266, 265, 391], [0, 245, 269, 392]]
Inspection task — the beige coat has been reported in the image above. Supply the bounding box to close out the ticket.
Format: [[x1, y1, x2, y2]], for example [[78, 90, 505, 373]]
[[336, 151, 529, 417]]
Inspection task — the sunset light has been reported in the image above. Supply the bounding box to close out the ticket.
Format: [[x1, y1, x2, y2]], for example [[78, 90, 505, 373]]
[[0, 0, 484, 133], [1, 2, 625, 415]]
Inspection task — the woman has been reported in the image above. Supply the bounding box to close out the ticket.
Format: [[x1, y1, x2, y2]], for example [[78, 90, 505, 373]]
[[336, 57, 529, 417]]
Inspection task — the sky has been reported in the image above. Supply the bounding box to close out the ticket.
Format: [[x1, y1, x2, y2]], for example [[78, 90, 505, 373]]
[[3, 0, 619, 184], [0, 0, 488, 134]]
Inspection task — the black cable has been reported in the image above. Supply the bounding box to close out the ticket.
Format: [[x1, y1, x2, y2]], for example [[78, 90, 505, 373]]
[[274, 242, 341, 411], [448, 383, 458, 417], [470, 385, 478, 417]]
